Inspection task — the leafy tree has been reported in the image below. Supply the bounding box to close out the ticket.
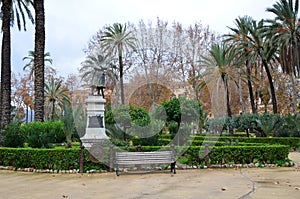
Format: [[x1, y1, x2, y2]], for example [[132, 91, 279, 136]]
[[101, 23, 136, 104]]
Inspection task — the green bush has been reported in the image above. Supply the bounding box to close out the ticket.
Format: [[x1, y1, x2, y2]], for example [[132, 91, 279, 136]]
[[22, 121, 65, 148], [2, 121, 25, 148]]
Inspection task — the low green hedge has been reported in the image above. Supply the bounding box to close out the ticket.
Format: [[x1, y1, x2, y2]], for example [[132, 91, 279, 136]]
[[0, 143, 291, 171], [190, 135, 300, 150], [122, 144, 290, 166], [0, 147, 104, 172]]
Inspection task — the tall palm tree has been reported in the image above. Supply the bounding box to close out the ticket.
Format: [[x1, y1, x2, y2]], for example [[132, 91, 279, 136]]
[[247, 19, 278, 114], [23, 50, 54, 80], [44, 78, 70, 120], [0, 0, 34, 131], [225, 16, 257, 114], [227, 18, 278, 113], [101, 23, 136, 104], [33, 0, 45, 122], [199, 43, 236, 118], [266, 0, 300, 113]]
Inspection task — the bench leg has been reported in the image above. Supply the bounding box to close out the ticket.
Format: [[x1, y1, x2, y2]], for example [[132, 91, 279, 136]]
[[171, 162, 176, 174], [116, 165, 119, 176]]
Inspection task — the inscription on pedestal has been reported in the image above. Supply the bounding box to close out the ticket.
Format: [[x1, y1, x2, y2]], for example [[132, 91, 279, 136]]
[[88, 115, 104, 128]]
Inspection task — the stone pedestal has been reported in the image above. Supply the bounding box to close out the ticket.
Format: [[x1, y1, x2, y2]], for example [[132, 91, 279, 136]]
[[81, 95, 109, 149]]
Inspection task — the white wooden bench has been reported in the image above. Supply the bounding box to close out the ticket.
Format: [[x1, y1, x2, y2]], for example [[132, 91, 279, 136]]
[[115, 151, 176, 176]]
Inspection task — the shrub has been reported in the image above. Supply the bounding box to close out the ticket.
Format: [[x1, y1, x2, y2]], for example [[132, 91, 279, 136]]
[[2, 121, 25, 148], [22, 121, 65, 148]]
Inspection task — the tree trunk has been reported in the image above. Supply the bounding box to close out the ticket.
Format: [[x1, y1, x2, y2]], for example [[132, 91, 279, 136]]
[[1, 0, 12, 130], [34, 0, 45, 121], [222, 74, 233, 136], [223, 76, 232, 118], [262, 59, 277, 114], [238, 69, 245, 114], [51, 100, 55, 120], [118, 47, 125, 105], [290, 74, 298, 113], [246, 61, 256, 113]]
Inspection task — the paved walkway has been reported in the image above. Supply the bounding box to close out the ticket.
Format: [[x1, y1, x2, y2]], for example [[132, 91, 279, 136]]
[[0, 152, 299, 199]]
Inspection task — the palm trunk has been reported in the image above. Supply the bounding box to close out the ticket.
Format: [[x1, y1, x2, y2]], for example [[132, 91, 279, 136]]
[[223, 76, 232, 118], [118, 47, 125, 105], [51, 100, 55, 120], [262, 59, 278, 114], [290, 74, 298, 113], [238, 73, 245, 114], [222, 74, 233, 136], [1, 0, 12, 130], [246, 61, 256, 113], [34, 0, 45, 121]]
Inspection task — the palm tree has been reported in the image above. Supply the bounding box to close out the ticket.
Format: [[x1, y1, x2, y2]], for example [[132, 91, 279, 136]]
[[44, 78, 70, 120], [266, 0, 300, 113], [199, 43, 236, 118], [247, 19, 278, 114], [33, 0, 45, 122], [0, 0, 34, 131], [23, 50, 54, 80], [227, 18, 278, 114], [101, 23, 136, 104], [225, 16, 257, 114], [80, 50, 118, 89]]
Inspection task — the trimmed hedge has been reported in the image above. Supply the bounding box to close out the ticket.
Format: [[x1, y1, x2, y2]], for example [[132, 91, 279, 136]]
[[0, 147, 104, 172], [208, 145, 290, 165], [190, 135, 300, 150], [0, 143, 291, 171], [121, 144, 290, 166]]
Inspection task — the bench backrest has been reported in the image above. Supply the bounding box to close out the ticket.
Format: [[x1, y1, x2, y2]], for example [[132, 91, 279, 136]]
[[116, 151, 175, 165]]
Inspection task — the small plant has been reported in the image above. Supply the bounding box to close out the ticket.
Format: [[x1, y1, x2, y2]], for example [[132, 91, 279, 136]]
[[2, 121, 25, 148]]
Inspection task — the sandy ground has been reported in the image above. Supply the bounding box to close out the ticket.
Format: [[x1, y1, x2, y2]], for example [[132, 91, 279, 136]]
[[0, 152, 299, 199]]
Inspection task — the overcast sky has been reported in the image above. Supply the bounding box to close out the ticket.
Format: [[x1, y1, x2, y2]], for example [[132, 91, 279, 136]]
[[9, 0, 278, 77]]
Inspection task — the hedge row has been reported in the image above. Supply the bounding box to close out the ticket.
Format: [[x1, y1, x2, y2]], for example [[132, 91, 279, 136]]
[[159, 134, 300, 150], [0, 144, 290, 171], [122, 144, 290, 165], [0, 147, 104, 172]]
